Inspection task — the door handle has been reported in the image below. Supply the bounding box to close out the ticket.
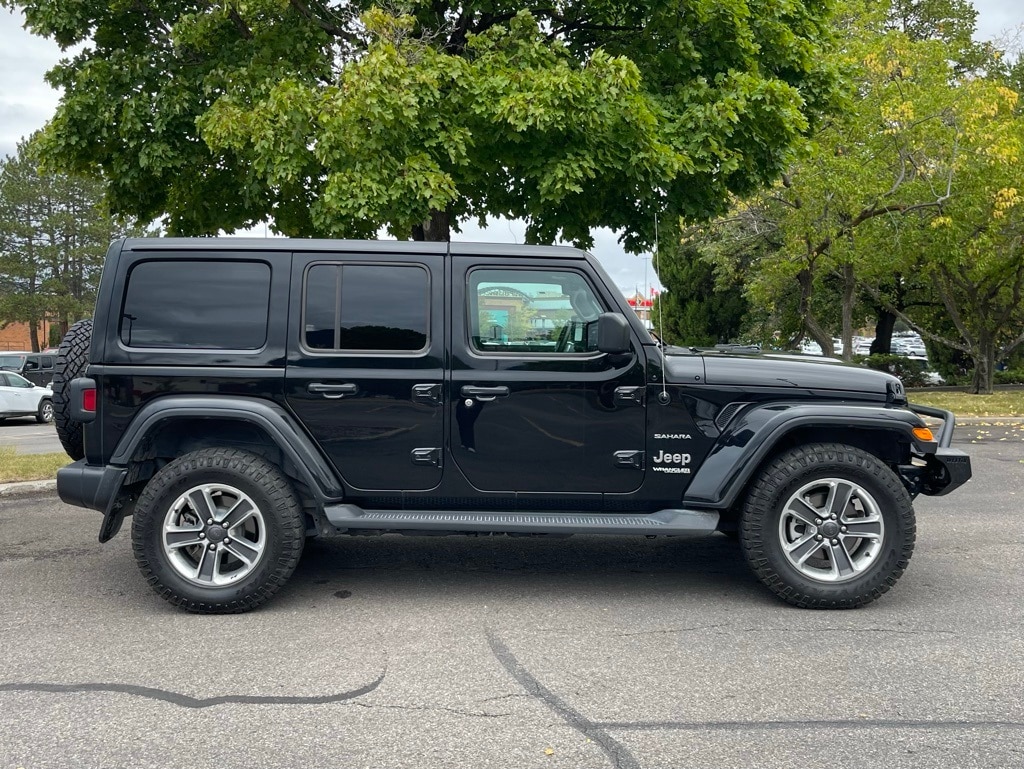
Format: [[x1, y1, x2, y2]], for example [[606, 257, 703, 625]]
[[461, 385, 510, 402], [308, 382, 358, 399]]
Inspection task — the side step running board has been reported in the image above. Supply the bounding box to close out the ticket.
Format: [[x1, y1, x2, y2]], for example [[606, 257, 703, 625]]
[[323, 505, 719, 536]]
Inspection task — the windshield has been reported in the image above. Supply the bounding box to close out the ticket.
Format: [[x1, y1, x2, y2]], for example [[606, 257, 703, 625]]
[[0, 355, 26, 369]]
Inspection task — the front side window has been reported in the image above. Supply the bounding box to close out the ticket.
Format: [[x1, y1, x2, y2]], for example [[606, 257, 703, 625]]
[[303, 264, 429, 352], [468, 269, 605, 354], [120, 260, 271, 349], [3, 372, 33, 388]]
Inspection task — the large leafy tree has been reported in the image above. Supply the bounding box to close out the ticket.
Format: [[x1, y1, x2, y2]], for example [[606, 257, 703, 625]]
[[0, 137, 145, 349], [6, 0, 838, 247], [686, 0, 1024, 392]]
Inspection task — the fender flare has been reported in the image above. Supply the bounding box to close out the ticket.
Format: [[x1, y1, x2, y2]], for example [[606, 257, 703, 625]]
[[110, 395, 344, 501], [684, 402, 931, 509]]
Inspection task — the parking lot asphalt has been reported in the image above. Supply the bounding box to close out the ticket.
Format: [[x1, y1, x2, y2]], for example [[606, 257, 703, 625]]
[[0, 418, 59, 454], [0, 433, 1022, 769]]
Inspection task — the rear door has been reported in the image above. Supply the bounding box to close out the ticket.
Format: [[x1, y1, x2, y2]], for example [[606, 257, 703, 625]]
[[449, 256, 648, 497], [285, 250, 445, 493]]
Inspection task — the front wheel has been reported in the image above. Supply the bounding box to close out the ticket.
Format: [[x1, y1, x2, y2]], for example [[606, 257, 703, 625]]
[[740, 443, 915, 609], [132, 448, 305, 613]]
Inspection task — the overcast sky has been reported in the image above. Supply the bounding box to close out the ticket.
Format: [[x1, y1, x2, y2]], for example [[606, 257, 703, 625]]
[[1, 1, 1021, 293]]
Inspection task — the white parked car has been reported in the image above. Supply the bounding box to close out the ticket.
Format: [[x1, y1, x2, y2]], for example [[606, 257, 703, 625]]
[[0, 371, 54, 423]]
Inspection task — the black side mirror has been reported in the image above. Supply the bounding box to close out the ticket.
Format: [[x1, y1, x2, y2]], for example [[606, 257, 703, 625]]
[[597, 313, 631, 354]]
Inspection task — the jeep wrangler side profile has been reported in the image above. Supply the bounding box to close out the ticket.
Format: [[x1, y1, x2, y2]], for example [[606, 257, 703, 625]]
[[54, 239, 971, 613]]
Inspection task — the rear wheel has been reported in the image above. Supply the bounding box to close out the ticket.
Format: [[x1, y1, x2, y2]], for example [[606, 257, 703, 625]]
[[36, 398, 54, 424], [740, 443, 915, 609], [132, 448, 305, 613], [52, 319, 92, 459]]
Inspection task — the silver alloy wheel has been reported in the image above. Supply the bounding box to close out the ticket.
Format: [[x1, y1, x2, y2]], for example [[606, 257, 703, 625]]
[[40, 401, 54, 422], [778, 477, 885, 583], [161, 483, 266, 587]]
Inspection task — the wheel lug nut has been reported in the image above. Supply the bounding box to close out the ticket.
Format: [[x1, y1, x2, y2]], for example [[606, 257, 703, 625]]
[[208, 544, 216, 551], [199, 532, 205, 539], [830, 514, 837, 520], [207, 519, 213, 525], [841, 526, 847, 533], [814, 519, 822, 525], [815, 534, 823, 541], [224, 538, 231, 545], [831, 539, 839, 545]]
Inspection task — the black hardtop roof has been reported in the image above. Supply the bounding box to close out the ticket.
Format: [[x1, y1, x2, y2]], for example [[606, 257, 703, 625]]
[[120, 238, 588, 260]]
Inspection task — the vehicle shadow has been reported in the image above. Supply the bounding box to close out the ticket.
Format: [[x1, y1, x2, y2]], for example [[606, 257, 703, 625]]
[[283, 532, 761, 606]]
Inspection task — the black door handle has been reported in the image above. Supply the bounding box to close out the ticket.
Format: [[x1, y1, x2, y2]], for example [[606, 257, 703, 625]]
[[461, 385, 510, 402], [308, 382, 358, 399]]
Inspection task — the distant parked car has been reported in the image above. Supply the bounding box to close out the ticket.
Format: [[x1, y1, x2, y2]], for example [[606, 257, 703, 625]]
[[0, 371, 54, 423], [0, 351, 57, 387]]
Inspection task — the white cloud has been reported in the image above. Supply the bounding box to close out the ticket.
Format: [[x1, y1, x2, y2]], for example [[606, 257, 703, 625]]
[[0, 10, 63, 158]]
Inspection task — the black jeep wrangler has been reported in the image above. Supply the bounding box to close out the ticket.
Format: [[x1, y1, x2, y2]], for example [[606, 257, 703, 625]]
[[54, 238, 971, 613]]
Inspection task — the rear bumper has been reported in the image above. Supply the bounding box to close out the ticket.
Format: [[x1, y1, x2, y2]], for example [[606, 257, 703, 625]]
[[57, 461, 128, 541], [908, 403, 972, 496]]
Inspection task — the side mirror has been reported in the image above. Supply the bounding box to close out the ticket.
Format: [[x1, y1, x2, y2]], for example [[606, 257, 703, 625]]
[[597, 313, 631, 354]]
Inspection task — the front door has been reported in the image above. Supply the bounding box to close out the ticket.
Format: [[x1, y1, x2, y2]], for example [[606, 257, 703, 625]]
[[449, 257, 647, 496], [285, 252, 445, 492]]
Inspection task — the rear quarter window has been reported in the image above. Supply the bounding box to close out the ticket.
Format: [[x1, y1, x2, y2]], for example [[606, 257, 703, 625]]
[[120, 260, 271, 349]]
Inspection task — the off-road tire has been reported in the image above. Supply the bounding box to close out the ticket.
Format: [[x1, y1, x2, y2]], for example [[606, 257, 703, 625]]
[[740, 442, 915, 609], [132, 448, 305, 614], [52, 319, 92, 459]]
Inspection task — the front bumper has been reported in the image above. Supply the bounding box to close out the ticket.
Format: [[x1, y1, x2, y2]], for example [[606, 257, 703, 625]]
[[908, 403, 972, 496]]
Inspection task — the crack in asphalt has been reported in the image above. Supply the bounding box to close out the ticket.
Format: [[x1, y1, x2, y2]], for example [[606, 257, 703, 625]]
[[354, 701, 510, 719], [486, 629, 640, 769], [0, 667, 386, 709], [594, 717, 1024, 732]]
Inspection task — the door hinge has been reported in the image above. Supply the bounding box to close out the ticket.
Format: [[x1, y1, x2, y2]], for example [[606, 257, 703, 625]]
[[614, 450, 645, 469], [411, 447, 442, 467], [614, 386, 645, 405], [412, 383, 442, 406]]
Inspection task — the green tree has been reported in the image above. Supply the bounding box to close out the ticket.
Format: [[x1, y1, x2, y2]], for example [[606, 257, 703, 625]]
[[7, 0, 838, 248], [654, 235, 750, 348], [0, 137, 145, 348], [691, 0, 1024, 392]]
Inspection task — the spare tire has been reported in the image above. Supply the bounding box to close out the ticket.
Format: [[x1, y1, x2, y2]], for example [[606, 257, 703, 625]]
[[52, 318, 93, 460]]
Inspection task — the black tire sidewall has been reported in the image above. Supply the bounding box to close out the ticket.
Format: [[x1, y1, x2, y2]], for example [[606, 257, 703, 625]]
[[742, 444, 915, 608], [53, 319, 92, 459], [133, 450, 304, 611]]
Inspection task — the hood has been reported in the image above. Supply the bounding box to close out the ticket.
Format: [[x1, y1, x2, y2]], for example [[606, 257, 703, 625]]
[[665, 349, 901, 396]]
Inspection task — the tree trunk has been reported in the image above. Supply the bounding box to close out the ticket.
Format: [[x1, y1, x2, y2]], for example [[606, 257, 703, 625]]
[[412, 208, 451, 242], [29, 322, 40, 353], [797, 268, 833, 356], [870, 309, 896, 355], [971, 333, 996, 394], [840, 263, 855, 361]]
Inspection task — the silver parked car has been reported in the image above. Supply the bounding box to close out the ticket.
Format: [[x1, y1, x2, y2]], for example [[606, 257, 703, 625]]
[[0, 371, 54, 423]]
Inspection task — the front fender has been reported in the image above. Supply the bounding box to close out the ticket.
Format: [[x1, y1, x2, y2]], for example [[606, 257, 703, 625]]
[[683, 402, 930, 509]]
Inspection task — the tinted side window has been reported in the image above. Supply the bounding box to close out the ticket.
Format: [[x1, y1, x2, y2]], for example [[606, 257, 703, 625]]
[[304, 264, 429, 352], [468, 269, 605, 354], [41, 356, 54, 368], [120, 260, 271, 349]]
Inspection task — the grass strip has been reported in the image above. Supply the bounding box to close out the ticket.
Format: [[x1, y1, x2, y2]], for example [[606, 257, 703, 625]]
[[909, 390, 1024, 418], [0, 446, 68, 483]]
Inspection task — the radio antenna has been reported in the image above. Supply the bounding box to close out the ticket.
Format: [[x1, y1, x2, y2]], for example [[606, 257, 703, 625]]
[[654, 211, 670, 405]]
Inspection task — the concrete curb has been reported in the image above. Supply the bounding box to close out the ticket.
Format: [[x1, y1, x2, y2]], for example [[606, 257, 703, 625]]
[[945, 417, 1024, 424], [0, 479, 58, 499]]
